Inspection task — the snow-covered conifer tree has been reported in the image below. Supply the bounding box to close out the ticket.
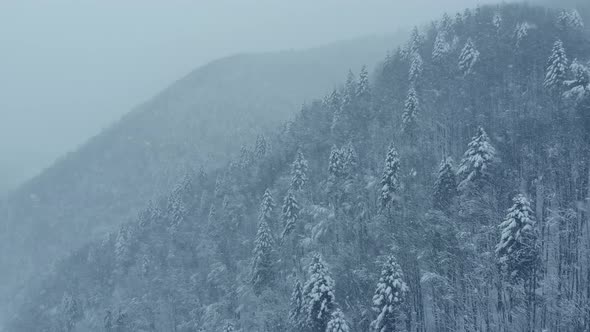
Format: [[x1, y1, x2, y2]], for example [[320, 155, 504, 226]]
[[458, 38, 480, 76], [432, 30, 450, 63], [544, 40, 569, 92], [255, 134, 268, 158], [326, 309, 350, 332], [289, 279, 304, 329], [402, 87, 419, 134], [496, 194, 538, 282], [433, 157, 457, 211], [259, 188, 275, 228], [60, 293, 81, 332], [281, 191, 300, 240], [379, 144, 401, 208], [370, 256, 408, 332], [457, 127, 496, 190], [492, 12, 502, 33], [251, 201, 275, 294], [303, 254, 336, 332], [409, 52, 423, 84], [290, 149, 308, 192]]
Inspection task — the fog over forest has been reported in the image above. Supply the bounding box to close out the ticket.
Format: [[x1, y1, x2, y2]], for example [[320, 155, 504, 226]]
[[1, 1, 590, 331]]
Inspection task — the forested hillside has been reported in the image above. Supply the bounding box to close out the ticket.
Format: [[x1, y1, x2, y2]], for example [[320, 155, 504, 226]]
[[0, 34, 403, 323], [8, 3, 590, 331]]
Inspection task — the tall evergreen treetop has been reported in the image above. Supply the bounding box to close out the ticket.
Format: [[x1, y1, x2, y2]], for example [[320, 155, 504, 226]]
[[290, 149, 308, 192], [433, 157, 457, 211], [544, 39, 569, 92], [458, 38, 480, 76], [303, 254, 336, 332], [432, 30, 451, 63], [379, 144, 401, 208], [289, 279, 304, 329], [259, 188, 275, 226], [370, 256, 408, 332], [326, 309, 350, 332], [457, 127, 496, 190], [281, 191, 300, 240], [251, 216, 275, 295], [402, 87, 419, 134], [496, 194, 538, 282]]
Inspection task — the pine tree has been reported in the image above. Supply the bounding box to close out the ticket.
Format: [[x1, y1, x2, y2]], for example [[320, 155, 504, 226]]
[[251, 216, 275, 295], [379, 144, 401, 208], [433, 157, 457, 212], [166, 189, 186, 229], [557, 9, 585, 32], [432, 30, 450, 63], [357, 65, 371, 114], [406, 26, 422, 57], [544, 39, 569, 92], [289, 279, 304, 329], [303, 254, 336, 332], [496, 194, 538, 283], [515, 22, 531, 48], [402, 87, 419, 134], [259, 188, 275, 228], [326, 309, 350, 332], [457, 127, 496, 190], [281, 191, 300, 240], [458, 38, 480, 76], [341, 142, 358, 177], [290, 149, 308, 192], [328, 145, 345, 196], [409, 51, 423, 84], [255, 134, 268, 158], [370, 256, 408, 332]]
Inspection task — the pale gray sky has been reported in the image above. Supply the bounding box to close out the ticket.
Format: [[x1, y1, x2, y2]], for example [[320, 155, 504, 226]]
[[0, 0, 492, 192]]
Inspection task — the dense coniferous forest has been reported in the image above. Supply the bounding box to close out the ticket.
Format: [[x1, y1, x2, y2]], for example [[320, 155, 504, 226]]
[[6, 3, 590, 331]]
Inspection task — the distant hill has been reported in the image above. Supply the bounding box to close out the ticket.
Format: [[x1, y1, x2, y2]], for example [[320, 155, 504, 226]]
[[0, 33, 405, 322]]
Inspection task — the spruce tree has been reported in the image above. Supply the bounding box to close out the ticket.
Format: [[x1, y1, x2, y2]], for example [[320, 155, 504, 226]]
[[544, 40, 569, 92], [341, 142, 358, 177], [357, 65, 372, 120], [379, 144, 401, 208], [409, 52, 423, 84], [432, 31, 450, 63], [457, 126, 496, 190], [251, 212, 275, 295], [402, 87, 419, 134], [327, 145, 345, 197], [255, 134, 268, 158], [326, 309, 350, 332], [259, 188, 275, 228], [492, 12, 502, 33], [370, 256, 408, 332], [60, 293, 81, 332], [496, 194, 538, 283], [433, 157, 457, 212], [458, 38, 480, 76], [303, 254, 336, 332], [290, 149, 308, 192], [289, 279, 304, 329], [281, 191, 300, 240]]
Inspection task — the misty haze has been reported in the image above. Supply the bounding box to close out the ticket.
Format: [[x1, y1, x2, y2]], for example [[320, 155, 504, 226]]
[[0, 0, 589, 331]]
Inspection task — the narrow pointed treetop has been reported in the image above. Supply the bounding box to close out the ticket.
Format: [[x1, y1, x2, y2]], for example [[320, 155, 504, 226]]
[[433, 157, 457, 211], [544, 39, 569, 92], [432, 30, 451, 63], [402, 86, 419, 134], [370, 256, 408, 332], [289, 279, 304, 328], [409, 51, 423, 84], [290, 149, 308, 192], [458, 38, 480, 76], [259, 188, 275, 225], [326, 309, 350, 332], [303, 254, 336, 331], [379, 144, 401, 208], [457, 126, 496, 190], [496, 194, 538, 282], [280, 191, 300, 240], [251, 216, 275, 295], [357, 65, 371, 101]]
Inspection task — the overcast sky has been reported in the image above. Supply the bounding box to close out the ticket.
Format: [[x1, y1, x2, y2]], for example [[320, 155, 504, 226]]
[[0, 0, 495, 191]]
